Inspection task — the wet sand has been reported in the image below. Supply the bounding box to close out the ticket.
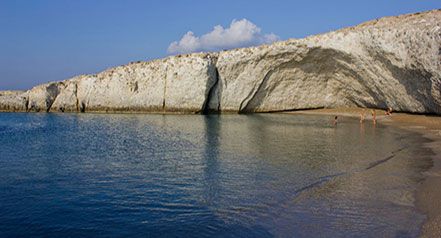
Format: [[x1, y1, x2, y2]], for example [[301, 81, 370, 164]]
[[286, 108, 441, 238]]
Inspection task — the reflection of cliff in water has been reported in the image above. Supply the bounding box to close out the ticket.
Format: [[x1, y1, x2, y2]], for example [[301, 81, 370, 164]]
[[202, 115, 221, 207]]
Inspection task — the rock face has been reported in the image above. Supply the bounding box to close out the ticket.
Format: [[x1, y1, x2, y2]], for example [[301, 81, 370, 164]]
[[0, 91, 28, 112], [48, 54, 218, 113], [1, 10, 440, 114]]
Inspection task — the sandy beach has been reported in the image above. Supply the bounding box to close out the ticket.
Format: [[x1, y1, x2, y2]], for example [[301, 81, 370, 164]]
[[287, 108, 441, 238]]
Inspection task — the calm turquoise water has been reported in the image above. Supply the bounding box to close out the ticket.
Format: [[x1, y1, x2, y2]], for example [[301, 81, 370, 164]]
[[0, 113, 433, 237]]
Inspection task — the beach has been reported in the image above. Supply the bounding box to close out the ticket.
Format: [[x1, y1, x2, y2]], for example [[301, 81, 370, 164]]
[[288, 108, 441, 237]]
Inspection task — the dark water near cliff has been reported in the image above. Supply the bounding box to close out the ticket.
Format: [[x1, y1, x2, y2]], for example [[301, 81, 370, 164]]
[[0, 113, 433, 237]]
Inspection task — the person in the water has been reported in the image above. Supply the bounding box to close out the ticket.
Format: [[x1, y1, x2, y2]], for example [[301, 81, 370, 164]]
[[333, 116, 338, 126], [371, 109, 376, 124]]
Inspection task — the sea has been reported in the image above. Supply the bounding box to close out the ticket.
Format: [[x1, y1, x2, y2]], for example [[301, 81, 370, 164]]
[[0, 113, 434, 237]]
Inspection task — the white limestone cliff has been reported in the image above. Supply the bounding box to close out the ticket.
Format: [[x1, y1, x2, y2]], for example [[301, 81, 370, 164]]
[[1, 10, 440, 114], [0, 91, 28, 111], [49, 53, 218, 113]]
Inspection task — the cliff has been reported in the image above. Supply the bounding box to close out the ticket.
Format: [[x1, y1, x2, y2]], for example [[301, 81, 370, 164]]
[[1, 10, 440, 114]]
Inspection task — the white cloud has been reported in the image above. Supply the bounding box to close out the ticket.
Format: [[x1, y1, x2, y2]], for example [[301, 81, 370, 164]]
[[167, 19, 280, 54]]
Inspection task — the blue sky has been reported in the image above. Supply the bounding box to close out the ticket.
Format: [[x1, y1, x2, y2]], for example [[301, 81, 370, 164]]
[[0, 0, 439, 90]]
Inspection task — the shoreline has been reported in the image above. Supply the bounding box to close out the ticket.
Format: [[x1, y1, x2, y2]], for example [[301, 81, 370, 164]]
[[286, 107, 441, 238]]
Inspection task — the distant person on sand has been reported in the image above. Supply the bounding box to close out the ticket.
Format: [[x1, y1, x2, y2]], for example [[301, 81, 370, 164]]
[[371, 109, 376, 124], [385, 107, 393, 115], [333, 116, 338, 126], [360, 109, 365, 123]]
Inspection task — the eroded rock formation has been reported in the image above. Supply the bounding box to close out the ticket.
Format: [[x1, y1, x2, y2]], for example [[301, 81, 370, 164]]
[[1, 10, 440, 114]]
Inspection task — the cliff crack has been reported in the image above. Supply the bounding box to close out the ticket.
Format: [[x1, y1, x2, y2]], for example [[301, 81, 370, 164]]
[[163, 66, 168, 111], [25, 95, 29, 112], [202, 67, 220, 114], [74, 83, 79, 112], [239, 69, 274, 113], [46, 83, 61, 112]]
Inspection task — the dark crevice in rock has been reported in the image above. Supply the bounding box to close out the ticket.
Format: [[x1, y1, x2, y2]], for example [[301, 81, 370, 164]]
[[240, 69, 275, 113], [75, 83, 80, 112], [238, 86, 258, 114], [25, 96, 29, 112], [202, 67, 220, 114], [162, 98, 166, 111], [132, 81, 138, 93], [80, 102, 86, 113], [163, 68, 168, 111], [46, 98, 58, 112], [46, 83, 61, 112]]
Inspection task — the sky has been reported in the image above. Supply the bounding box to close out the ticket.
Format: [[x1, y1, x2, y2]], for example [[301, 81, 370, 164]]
[[0, 0, 439, 90]]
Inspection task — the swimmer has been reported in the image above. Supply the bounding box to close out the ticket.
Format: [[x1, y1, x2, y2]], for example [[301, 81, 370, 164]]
[[371, 109, 376, 125], [333, 116, 338, 126]]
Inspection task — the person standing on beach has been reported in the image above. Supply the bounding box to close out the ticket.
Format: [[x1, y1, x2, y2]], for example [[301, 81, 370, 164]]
[[360, 109, 365, 123], [371, 109, 376, 124], [386, 107, 393, 115]]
